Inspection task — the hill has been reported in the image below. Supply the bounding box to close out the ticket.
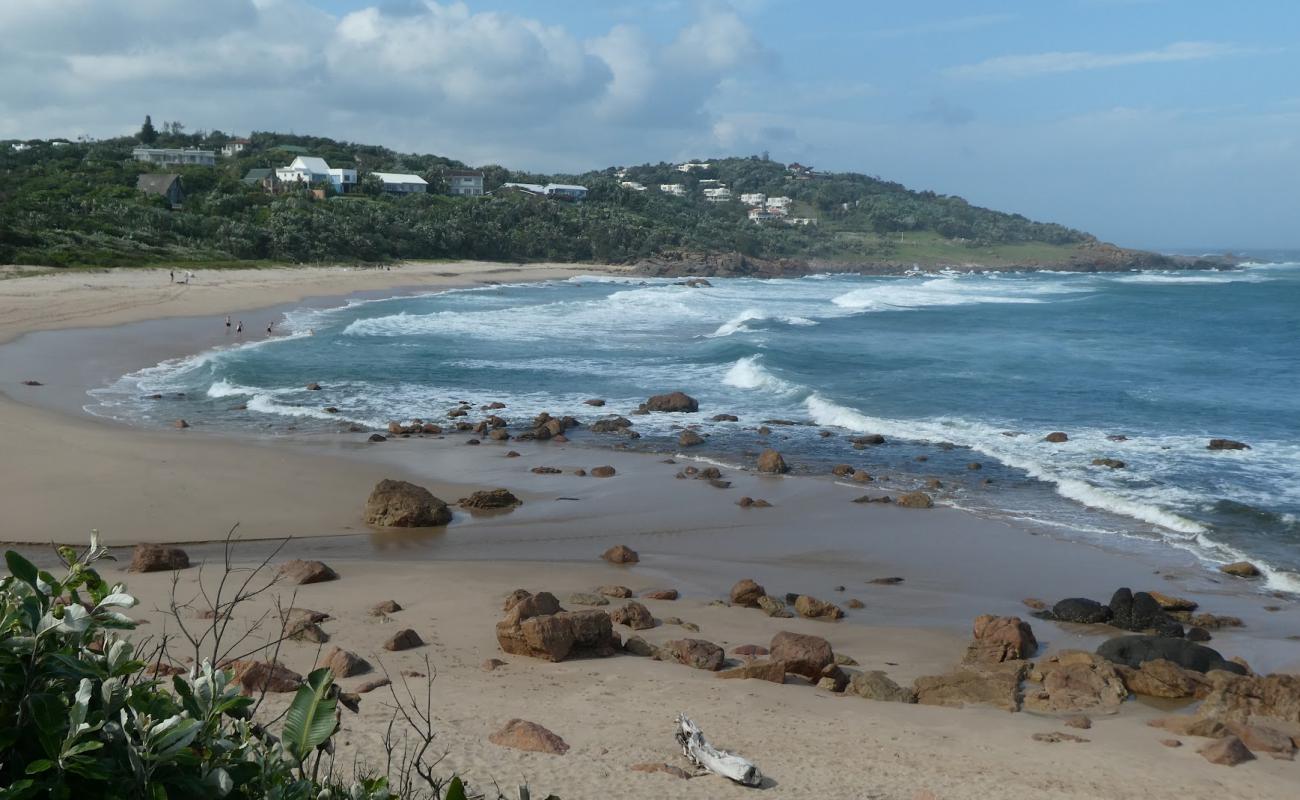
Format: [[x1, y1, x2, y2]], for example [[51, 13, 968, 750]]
[[0, 130, 1220, 273]]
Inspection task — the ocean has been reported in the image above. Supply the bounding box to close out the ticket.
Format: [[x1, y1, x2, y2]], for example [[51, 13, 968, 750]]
[[90, 262, 1300, 591]]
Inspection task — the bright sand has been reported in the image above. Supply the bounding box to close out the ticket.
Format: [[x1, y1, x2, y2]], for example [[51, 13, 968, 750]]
[[2, 264, 1298, 799]]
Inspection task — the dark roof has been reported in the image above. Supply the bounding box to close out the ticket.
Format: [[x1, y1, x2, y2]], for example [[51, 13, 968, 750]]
[[136, 173, 181, 194], [242, 168, 273, 184]]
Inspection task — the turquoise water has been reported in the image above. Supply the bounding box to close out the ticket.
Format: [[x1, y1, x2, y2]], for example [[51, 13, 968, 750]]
[[92, 263, 1300, 590]]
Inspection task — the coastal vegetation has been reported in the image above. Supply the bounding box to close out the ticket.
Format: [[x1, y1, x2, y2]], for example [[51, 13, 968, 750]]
[[0, 128, 1121, 270]]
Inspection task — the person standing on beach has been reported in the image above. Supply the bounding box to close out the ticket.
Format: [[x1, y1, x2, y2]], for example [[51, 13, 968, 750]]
[[236, 320, 243, 334], [225, 315, 231, 331], [169, 269, 174, 283], [266, 322, 274, 335]]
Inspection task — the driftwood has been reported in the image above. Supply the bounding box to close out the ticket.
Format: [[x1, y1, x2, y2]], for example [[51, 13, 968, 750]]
[[675, 714, 763, 787]]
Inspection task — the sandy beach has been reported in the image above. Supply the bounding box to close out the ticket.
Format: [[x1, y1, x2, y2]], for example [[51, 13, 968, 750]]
[[3, 264, 1299, 799]]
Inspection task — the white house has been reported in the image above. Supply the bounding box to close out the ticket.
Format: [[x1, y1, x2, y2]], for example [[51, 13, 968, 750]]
[[133, 147, 216, 167], [703, 187, 732, 203], [499, 182, 547, 195], [787, 217, 818, 226], [620, 181, 647, 191], [370, 172, 428, 194], [275, 156, 356, 193], [498, 182, 587, 201], [766, 196, 793, 213], [446, 170, 484, 196], [698, 178, 724, 189], [220, 138, 250, 157], [740, 192, 766, 207], [748, 208, 779, 223], [676, 162, 710, 172], [659, 183, 686, 196]]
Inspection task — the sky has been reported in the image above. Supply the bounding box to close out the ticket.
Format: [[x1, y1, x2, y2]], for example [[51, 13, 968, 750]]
[[1, 0, 1296, 249]]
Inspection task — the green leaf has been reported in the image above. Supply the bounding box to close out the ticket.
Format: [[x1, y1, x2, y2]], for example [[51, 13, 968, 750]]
[[5, 550, 39, 588], [281, 667, 338, 763], [24, 760, 54, 775], [445, 777, 468, 800], [61, 740, 103, 757]]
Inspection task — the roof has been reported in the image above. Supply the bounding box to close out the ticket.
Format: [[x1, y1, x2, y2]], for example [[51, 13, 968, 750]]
[[546, 184, 587, 192], [499, 182, 546, 193], [290, 156, 331, 174], [242, 168, 273, 184], [371, 172, 427, 185], [136, 173, 180, 194]]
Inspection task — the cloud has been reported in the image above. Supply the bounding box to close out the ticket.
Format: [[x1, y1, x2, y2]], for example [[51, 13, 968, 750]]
[[945, 41, 1255, 80]]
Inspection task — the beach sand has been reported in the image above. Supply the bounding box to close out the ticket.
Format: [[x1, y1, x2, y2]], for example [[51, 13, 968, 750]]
[[3, 264, 1298, 799]]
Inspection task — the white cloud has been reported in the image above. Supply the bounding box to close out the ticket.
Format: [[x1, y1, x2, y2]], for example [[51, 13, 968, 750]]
[[945, 41, 1254, 80]]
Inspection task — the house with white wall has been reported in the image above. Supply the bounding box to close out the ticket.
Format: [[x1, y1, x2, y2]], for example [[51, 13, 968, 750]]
[[133, 147, 216, 167], [275, 156, 356, 193], [446, 170, 484, 196], [703, 187, 732, 203], [659, 183, 686, 196], [371, 172, 428, 194], [740, 192, 766, 207]]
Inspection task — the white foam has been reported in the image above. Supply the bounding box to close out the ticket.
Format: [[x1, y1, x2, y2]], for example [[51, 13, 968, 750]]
[[722, 356, 800, 395]]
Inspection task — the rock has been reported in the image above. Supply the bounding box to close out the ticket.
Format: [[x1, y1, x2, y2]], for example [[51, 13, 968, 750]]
[[717, 660, 786, 683], [623, 636, 657, 657], [129, 544, 190, 572], [531, 466, 562, 474], [1196, 673, 1300, 725], [1147, 716, 1230, 738], [489, 719, 570, 755], [173, 419, 190, 429], [365, 479, 452, 527], [851, 470, 873, 483], [572, 468, 587, 476], [1032, 732, 1089, 744], [590, 416, 633, 433], [506, 450, 520, 457], [610, 601, 655, 630], [1225, 722, 1296, 759], [896, 491, 934, 509], [288, 621, 329, 644], [769, 631, 833, 680], [914, 665, 1025, 712], [732, 644, 769, 658], [729, 578, 766, 607], [1116, 659, 1207, 698], [870, 577, 904, 585], [794, 595, 844, 621], [1207, 439, 1250, 451], [1181, 613, 1243, 630], [318, 648, 370, 678], [482, 658, 507, 671], [1044, 432, 1069, 443], [590, 465, 617, 478], [630, 762, 692, 779], [368, 433, 387, 442], [1050, 597, 1112, 624], [1161, 739, 1182, 747], [384, 629, 424, 651], [1186, 627, 1212, 642], [756, 449, 789, 474], [1065, 715, 1092, 730], [231, 660, 302, 694], [965, 615, 1038, 663], [711, 414, 738, 422], [602, 544, 638, 564], [1092, 458, 1126, 469], [502, 589, 534, 613], [278, 559, 338, 585], [678, 430, 704, 447], [852, 434, 886, 445], [1095, 635, 1245, 674], [850, 671, 917, 703], [457, 488, 522, 510], [831, 464, 855, 477], [1108, 588, 1183, 637], [20, 380, 42, 386], [664, 639, 725, 671], [1022, 598, 1048, 611], [642, 589, 678, 601], [1198, 735, 1255, 766], [567, 593, 609, 607], [496, 596, 618, 662], [756, 595, 791, 618], [1024, 651, 1128, 713], [708, 479, 732, 489], [370, 599, 402, 616], [819, 663, 850, 692], [846, 598, 865, 609], [305, 382, 321, 391], [584, 398, 605, 407], [488, 428, 509, 441], [1219, 561, 1261, 578], [967, 462, 982, 470], [642, 392, 699, 413], [1147, 591, 1197, 612], [598, 585, 633, 599]]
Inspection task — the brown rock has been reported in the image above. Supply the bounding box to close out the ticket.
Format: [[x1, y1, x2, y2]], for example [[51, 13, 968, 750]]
[[278, 559, 338, 585], [318, 647, 370, 678], [732, 644, 769, 658], [1032, 731, 1089, 744], [1022, 598, 1048, 611], [915, 664, 1026, 711], [496, 599, 618, 662], [831, 464, 854, 476], [756, 594, 791, 618], [457, 488, 522, 510], [1044, 432, 1069, 443], [678, 430, 704, 447], [642, 392, 699, 413], [173, 419, 190, 429], [531, 466, 562, 474], [489, 719, 570, 755], [769, 631, 834, 680], [591, 465, 617, 478], [1065, 715, 1092, 730], [850, 671, 917, 703], [846, 598, 865, 609], [365, 479, 452, 527], [384, 629, 424, 651], [502, 589, 533, 613], [1198, 735, 1255, 766], [129, 544, 190, 573], [1161, 738, 1182, 748], [729, 578, 766, 608], [664, 638, 725, 671], [288, 621, 329, 644], [354, 677, 391, 694], [1147, 716, 1230, 738], [602, 544, 638, 564], [482, 658, 506, 672], [1117, 659, 1206, 698], [1225, 722, 1296, 759], [717, 660, 786, 683], [756, 448, 789, 474], [629, 762, 691, 779], [1219, 561, 1261, 578], [566, 592, 609, 607], [1196, 672, 1300, 725], [231, 660, 301, 694], [642, 589, 678, 601], [851, 470, 873, 483], [370, 599, 402, 616], [599, 585, 633, 599], [610, 601, 655, 630], [896, 491, 934, 509], [584, 398, 606, 407], [623, 636, 657, 658], [869, 576, 905, 585], [964, 615, 1038, 663], [1024, 651, 1127, 713], [794, 595, 844, 621]]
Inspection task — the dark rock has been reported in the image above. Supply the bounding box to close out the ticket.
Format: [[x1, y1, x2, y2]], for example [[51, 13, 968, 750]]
[[1092, 458, 1126, 469], [1207, 439, 1250, 451], [1095, 635, 1246, 674], [1050, 597, 1113, 624], [1044, 432, 1069, 443], [896, 491, 933, 509], [457, 488, 522, 510], [664, 638, 725, 671], [1108, 588, 1183, 637], [368, 433, 387, 442], [711, 414, 738, 422], [678, 430, 704, 447], [130, 544, 190, 572], [769, 631, 833, 679], [611, 601, 655, 630], [642, 392, 699, 413]]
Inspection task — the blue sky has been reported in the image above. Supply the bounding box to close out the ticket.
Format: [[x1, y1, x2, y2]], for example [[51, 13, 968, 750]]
[[1, 0, 1296, 248]]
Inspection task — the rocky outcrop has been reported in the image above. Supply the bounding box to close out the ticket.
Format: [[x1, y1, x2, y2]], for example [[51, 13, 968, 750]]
[[1219, 561, 1261, 578], [729, 578, 766, 607], [896, 491, 934, 509], [318, 647, 370, 678], [755, 449, 789, 474], [495, 591, 618, 662], [849, 671, 917, 703], [1049, 597, 1112, 624], [1196, 673, 1300, 725], [1115, 659, 1208, 698], [1095, 635, 1246, 674], [1107, 589, 1183, 637], [915, 664, 1026, 712], [678, 430, 704, 447], [130, 544, 190, 573], [717, 660, 786, 683], [664, 639, 725, 671], [1024, 651, 1128, 713], [769, 631, 833, 680], [365, 479, 452, 527], [1207, 439, 1250, 451], [457, 489, 522, 510], [489, 719, 570, 755], [641, 392, 699, 413], [231, 660, 302, 694], [278, 560, 338, 585], [964, 615, 1037, 663], [610, 601, 655, 630], [602, 544, 638, 564], [794, 595, 844, 621]]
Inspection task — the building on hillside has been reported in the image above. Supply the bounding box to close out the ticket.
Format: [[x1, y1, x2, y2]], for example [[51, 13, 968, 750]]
[[698, 178, 724, 189], [221, 138, 250, 157], [620, 181, 647, 191], [446, 169, 484, 196], [676, 161, 710, 172], [10, 143, 31, 152], [276, 156, 356, 193], [703, 187, 732, 203], [371, 172, 428, 194], [740, 192, 766, 207], [132, 147, 215, 167], [136, 173, 184, 207], [787, 217, 817, 226], [787, 162, 815, 178], [545, 184, 587, 201], [498, 182, 547, 195], [748, 208, 779, 224], [241, 168, 275, 190], [765, 196, 792, 213], [659, 183, 686, 197]]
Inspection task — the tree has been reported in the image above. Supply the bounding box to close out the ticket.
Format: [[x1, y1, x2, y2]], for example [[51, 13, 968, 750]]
[[139, 115, 157, 144]]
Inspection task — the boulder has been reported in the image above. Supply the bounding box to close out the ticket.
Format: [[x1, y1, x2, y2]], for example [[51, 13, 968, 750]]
[[1024, 651, 1128, 713], [1196, 673, 1300, 725], [1207, 439, 1250, 451], [756, 595, 791, 618], [732, 644, 768, 658], [1091, 458, 1126, 469], [278, 560, 338, 585], [729, 578, 766, 608], [1022, 598, 1048, 611], [370, 599, 402, 616], [287, 621, 328, 644], [130, 544, 190, 573], [896, 491, 934, 509], [849, 671, 917, 703], [769, 631, 833, 680], [623, 636, 657, 658], [851, 434, 886, 445], [1219, 561, 1261, 578], [231, 660, 301, 694], [1148, 716, 1230, 738], [355, 677, 391, 694], [717, 660, 786, 683], [1197, 736, 1255, 766], [384, 629, 424, 651], [1116, 659, 1208, 698], [1224, 722, 1296, 759], [173, 419, 190, 429], [755, 449, 789, 474], [567, 592, 609, 607], [1044, 432, 1069, 443], [365, 480, 452, 527], [794, 595, 844, 621], [1050, 597, 1112, 624], [502, 589, 533, 613], [1108, 588, 1183, 637], [1095, 635, 1246, 674], [711, 414, 739, 422], [457, 489, 522, 510], [964, 615, 1038, 663], [368, 433, 387, 442], [531, 466, 562, 474], [851, 470, 873, 483], [610, 601, 655, 630], [602, 544, 638, 564], [915, 665, 1025, 712], [1065, 715, 1092, 730], [489, 719, 570, 755], [831, 464, 854, 477], [599, 585, 633, 599], [1147, 591, 1197, 612], [496, 595, 618, 662], [590, 465, 617, 478], [318, 647, 370, 678], [845, 598, 864, 609], [678, 430, 704, 447], [664, 639, 725, 671], [642, 392, 699, 413], [642, 589, 678, 601], [590, 416, 633, 433]]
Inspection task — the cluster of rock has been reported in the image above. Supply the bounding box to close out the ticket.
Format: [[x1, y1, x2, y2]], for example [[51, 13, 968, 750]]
[[1035, 586, 1248, 642], [727, 578, 846, 622]]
